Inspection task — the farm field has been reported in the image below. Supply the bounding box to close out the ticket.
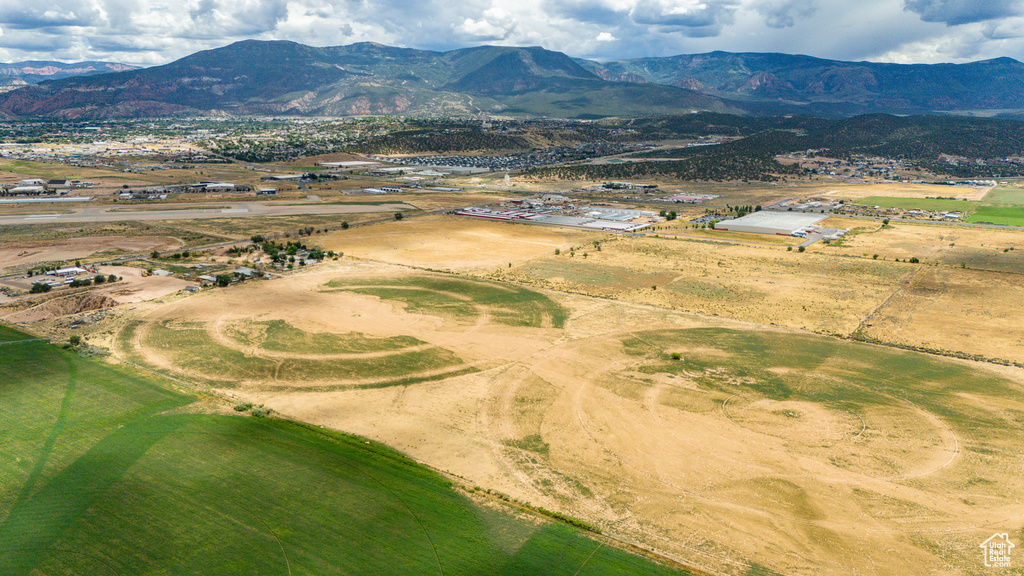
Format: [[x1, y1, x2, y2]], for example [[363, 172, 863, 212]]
[[0, 324, 686, 576], [859, 195, 978, 213], [106, 260, 1024, 576]]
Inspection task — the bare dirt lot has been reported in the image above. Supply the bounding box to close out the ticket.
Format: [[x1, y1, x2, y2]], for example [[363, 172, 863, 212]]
[[108, 260, 1024, 576], [0, 235, 182, 273]]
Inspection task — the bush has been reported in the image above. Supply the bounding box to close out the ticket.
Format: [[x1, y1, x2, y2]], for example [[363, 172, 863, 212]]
[[107, 274, 118, 283], [250, 407, 271, 417], [670, 352, 682, 360], [233, 402, 254, 412], [68, 335, 81, 346], [798, 246, 806, 252], [909, 256, 920, 263], [394, 212, 404, 221], [94, 275, 106, 284], [341, 221, 349, 230]]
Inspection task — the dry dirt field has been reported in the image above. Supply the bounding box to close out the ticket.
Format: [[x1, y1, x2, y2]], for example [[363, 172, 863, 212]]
[[321, 214, 585, 271], [0, 235, 182, 273], [107, 259, 1024, 576]]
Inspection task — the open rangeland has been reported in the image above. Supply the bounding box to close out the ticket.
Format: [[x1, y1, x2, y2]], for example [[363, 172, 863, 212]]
[[0, 324, 686, 576], [321, 214, 582, 271], [107, 260, 1024, 576]]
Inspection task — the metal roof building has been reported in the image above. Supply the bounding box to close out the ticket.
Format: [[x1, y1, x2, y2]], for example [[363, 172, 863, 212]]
[[714, 211, 828, 236]]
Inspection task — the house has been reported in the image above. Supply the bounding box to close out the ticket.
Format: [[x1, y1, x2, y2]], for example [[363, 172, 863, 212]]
[[234, 267, 255, 278], [197, 275, 218, 285]]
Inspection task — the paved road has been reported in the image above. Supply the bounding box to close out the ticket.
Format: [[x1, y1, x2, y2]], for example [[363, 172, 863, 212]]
[[0, 200, 415, 226]]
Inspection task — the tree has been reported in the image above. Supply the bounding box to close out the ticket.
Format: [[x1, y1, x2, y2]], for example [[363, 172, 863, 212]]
[[341, 221, 349, 230], [69, 335, 81, 346], [107, 274, 118, 283], [215, 274, 232, 287], [798, 246, 806, 252], [394, 212, 404, 220], [151, 250, 160, 259], [94, 275, 106, 284], [30, 283, 51, 294]]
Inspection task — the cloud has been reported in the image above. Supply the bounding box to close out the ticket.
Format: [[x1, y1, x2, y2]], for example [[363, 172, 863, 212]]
[[0, 0, 1021, 66], [903, 0, 1024, 26], [754, 0, 816, 28], [630, 0, 739, 36], [456, 7, 519, 41]]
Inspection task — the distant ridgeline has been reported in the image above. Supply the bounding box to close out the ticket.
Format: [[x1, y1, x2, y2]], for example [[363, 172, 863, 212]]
[[2, 40, 1024, 118]]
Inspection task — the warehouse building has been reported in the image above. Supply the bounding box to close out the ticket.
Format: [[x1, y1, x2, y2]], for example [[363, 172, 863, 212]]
[[714, 211, 829, 236]]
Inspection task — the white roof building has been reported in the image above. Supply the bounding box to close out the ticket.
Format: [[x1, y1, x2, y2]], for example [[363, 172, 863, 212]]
[[714, 211, 829, 236]]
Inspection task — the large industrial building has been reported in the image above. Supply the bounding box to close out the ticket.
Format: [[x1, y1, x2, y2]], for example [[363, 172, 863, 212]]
[[714, 211, 829, 236]]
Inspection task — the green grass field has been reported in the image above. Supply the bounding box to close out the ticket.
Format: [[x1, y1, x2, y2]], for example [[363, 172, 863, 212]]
[[0, 324, 688, 576], [860, 196, 977, 213], [962, 187, 1024, 225], [140, 320, 472, 389], [327, 275, 568, 329]]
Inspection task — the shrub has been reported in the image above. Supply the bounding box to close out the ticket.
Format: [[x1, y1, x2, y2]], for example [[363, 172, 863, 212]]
[[670, 352, 682, 360], [233, 402, 254, 412], [68, 335, 81, 346], [909, 256, 920, 263], [93, 275, 106, 284], [798, 246, 806, 252], [873, 254, 879, 259], [394, 212, 404, 220], [107, 274, 118, 283]]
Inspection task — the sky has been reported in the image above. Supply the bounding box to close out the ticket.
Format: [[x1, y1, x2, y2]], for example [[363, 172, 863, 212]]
[[1, 0, 1023, 66]]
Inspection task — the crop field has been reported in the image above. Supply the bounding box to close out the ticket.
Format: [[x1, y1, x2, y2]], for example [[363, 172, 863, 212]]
[[860, 195, 978, 213], [963, 187, 1024, 225], [102, 256, 1024, 576], [1, 324, 686, 576]]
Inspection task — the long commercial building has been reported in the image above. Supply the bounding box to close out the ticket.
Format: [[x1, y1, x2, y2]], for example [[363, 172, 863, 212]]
[[714, 211, 829, 236]]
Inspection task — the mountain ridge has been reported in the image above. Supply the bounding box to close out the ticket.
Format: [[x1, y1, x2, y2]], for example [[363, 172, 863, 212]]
[[1, 41, 1022, 119]]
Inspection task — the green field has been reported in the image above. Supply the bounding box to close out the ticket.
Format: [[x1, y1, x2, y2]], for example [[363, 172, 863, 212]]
[[0, 324, 688, 575], [327, 275, 568, 328], [966, 205, 1024, 226], [979, 187, 1024, 205], [622, 328, 1020, 444], [127, 320, 474, 390], [860, 196, 977, 213]]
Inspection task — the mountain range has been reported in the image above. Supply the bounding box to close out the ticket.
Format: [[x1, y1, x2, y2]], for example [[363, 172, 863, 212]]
[[1, 41, 1022, 119], [0, 61, 139, 88]]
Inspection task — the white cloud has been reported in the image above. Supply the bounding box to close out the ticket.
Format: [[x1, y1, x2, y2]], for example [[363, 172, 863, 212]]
[[0, 0, 1020, 65]]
